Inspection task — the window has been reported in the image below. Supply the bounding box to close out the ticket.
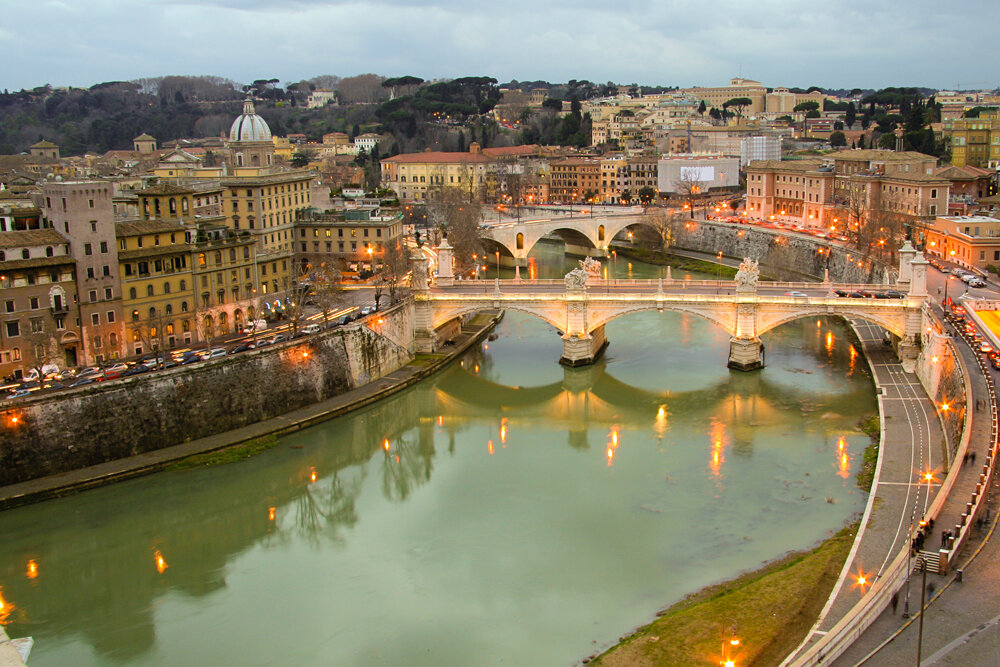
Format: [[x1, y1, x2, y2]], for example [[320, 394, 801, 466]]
[[103, 265, 110, 277], [931, 189, 937, 198], [3, 300, 12, 313], [147, 285, 154, 297], [29, 297, 39, 309], [5, 321, 19, 337], [181, 301, 188, 312], [105, 288, 112, 300], [130, 287, 137, 299], [84, 243, 93, 255], [179, 279, 186, 291], [30, 318, 43, 333], [22, 249, 30, 260], [87, 267, 95, 279], [164, 281, 171, 294], [107, 311, 115, 323], [100, 241, 108, 253], [92, 313, 100, 325], [132, 310, 139, 321], [89, 290, 98, 303]]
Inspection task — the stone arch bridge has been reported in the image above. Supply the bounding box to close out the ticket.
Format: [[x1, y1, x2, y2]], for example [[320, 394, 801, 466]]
[[412, 242, 931, 370]]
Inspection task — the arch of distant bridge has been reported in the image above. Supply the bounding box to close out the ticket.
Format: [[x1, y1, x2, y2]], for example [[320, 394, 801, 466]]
[[482, 214, 652, 260]]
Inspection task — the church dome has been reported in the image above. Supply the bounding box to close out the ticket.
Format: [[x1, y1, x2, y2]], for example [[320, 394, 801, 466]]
[[229, 98, 272, 143]]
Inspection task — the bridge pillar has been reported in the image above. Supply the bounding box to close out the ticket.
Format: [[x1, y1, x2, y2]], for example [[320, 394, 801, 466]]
[[413, 298, 438, 353], [728, 337, 765, 371], [436, 238, 454, 286], [897, 240, 917, 288], [898, 253, 929, 371], [560, 325, 608, 367]]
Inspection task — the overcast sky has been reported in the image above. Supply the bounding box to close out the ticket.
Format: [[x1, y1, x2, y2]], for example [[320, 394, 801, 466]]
[[3, 0, 998, 92]]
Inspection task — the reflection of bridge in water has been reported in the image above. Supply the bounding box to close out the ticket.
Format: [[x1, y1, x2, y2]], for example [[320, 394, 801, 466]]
[[413, 241, 932, 369]]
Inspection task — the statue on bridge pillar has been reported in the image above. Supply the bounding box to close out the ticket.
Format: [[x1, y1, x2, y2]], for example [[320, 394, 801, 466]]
[[729, 257, 764, 371], [735, 257, 759, 293]]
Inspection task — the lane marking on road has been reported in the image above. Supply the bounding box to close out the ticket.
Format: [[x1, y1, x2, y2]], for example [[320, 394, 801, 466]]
[[923, 611, 1000, 665]]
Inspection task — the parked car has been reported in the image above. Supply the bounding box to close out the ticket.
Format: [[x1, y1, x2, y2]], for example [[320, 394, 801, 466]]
[[784, 291, 808, 298], [270, 334, 288, 344], [69, 377, 94, 387], [980, 342, 994, 354], [969, 277, 987, 288], [228, 343, 253, 354], [301, 324, 322, 335], [202, 348, 228, 360], [360, 305, 376, 316], [243, 319, 268, 335], [884, 290, 905, 299]]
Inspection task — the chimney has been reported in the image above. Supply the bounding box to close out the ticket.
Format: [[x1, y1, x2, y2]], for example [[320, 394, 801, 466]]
[[469, 142, 481, 154]]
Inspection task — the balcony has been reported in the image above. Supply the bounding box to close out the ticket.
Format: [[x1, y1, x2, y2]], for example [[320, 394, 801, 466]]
[[50, 303, 69, 315]]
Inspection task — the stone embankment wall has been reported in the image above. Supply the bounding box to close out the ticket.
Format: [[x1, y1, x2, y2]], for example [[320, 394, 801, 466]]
[[661, 220, 889, 283], [0, 303, 414, 487]]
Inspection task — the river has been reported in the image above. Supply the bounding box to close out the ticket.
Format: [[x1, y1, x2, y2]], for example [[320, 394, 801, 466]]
[[0, 241, 876, 666]]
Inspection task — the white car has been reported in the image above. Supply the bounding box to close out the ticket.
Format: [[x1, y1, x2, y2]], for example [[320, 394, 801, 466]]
[[784, 291, 808, 298]]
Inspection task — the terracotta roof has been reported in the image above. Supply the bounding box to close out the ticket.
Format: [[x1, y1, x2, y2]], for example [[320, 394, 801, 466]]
[[0, 255, 75, 270], [0, 229, 67, 248], [832, 150, 936, 162], [116, 219, 188, 236], [136, 183, 195, 196], [747, 159, 825, 171], [481, 144, 541, 158], [119, 245, 188, 260], [30, 140, 58, 149], [936, 164, 992, 181], [381, 151, 492, 164], [133, 133, 156, 141]]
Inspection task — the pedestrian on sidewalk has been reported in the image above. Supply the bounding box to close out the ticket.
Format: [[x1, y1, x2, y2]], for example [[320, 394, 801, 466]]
[[891, 592, 899, 614]]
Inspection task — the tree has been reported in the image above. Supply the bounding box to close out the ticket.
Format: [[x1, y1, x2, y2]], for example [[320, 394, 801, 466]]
[[427, 186, 483, 274], [620, 189, 632, 205], [636, 209, 683, 253], [722, 97, 752, 119], [697, 100, 706, 116], [22, 317, 61, 382], [284, 264, 315, 337], [379, 237, 411, 306], [829, 131, 847, 147], [131, 310, 169, 368], [806, 109, 821, 119], [674, 169, 706, 216], [637, 186, 657, 205], [290, 148, 316, 168], [833, 120, 844, 131], [793, 101, 820, 113], [845, 102, 857, 129], [311, 261, 345, 328], [877, 133, 896, 149]]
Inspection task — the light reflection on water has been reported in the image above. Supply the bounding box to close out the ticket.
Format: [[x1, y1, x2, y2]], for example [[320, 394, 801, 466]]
[[0, 242, 876, 666]]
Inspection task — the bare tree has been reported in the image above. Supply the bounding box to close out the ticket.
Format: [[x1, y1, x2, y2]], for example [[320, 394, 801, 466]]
[[674, 169, 707, 217], [380, 237, 411, 305], [22, 317, 60, 382], [284, 265, 316, 337], [311, 261, 345, 328], [131, 311, 169, 367], [427, 185, 484, 274], [637, 210, 683, 253]]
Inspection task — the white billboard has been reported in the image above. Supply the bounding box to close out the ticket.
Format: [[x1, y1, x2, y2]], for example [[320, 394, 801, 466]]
[[680, 166, 715, 183]]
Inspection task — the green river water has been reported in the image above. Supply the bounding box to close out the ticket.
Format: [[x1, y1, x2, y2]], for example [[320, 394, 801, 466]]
[[0, 242, 876, 666]]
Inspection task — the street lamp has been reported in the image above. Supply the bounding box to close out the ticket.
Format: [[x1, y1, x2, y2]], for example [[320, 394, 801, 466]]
[[495, 251, 500, 277], [721, 619, 739, 666], [943, 275, 954, 310], [717, 250, 723, 281]]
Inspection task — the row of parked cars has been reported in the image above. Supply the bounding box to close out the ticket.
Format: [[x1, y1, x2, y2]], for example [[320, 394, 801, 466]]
[[3, 306, 378, 400], [946, 305, 1000, 370], [833, 289, 906, 299], [926, 257, 988, 288]]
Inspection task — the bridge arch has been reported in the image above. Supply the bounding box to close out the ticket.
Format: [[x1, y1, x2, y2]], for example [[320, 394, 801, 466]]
[[430, 302, 565, 333], [756, 306, 907, 338], [585, 302, 737, 337]]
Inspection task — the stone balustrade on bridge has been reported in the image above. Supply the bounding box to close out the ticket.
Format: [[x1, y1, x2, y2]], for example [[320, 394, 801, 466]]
[[410, 241, 931, 371]]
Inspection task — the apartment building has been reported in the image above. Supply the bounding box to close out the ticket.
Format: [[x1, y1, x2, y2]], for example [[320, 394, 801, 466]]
[[0, 229, 80, 378], [380, 144, 492, 202], [41, 180, 124, 364]]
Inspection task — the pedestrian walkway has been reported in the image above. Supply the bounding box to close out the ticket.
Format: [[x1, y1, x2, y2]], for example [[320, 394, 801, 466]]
[[783, 319, 948, 664], [832, 307, 1000, 666], [0, 312, 502, 511]]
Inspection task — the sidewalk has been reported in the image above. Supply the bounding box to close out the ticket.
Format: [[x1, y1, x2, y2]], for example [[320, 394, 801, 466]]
[[832, 311, 1000, 665], [0, 312, 501, 511], [783, 318, 948, 663]]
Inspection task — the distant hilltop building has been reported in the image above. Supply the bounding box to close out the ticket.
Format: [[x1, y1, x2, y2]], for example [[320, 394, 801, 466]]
[[307, 89, 337, 109], [29, 140, 60, 160], [132, 133, 157, 154]]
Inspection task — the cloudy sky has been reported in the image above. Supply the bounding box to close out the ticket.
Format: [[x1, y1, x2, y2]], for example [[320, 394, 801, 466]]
[[3, 0, 998, 92]]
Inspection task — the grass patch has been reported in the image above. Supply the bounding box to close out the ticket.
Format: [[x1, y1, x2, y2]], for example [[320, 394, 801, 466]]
[[617, 248, 738, 279], [167, 435, 280, 470], [856, 414, 881, 493], [588, 524, 858, 667], [409, 354, 443, 366]]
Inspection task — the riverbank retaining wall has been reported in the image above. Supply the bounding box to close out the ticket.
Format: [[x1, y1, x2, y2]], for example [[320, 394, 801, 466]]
[[655, 220, 890, 283], [0, 303, 414, 487]]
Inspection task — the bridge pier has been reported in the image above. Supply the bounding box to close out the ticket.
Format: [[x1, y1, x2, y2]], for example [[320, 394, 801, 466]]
[[728, 337, 765, 371], [560, 325, 608, 367]]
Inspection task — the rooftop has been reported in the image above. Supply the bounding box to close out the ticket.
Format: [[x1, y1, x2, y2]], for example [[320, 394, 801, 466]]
[[382, 151, 492, 165], [0, 229, 67, 248], [116, 219, 187, 236]]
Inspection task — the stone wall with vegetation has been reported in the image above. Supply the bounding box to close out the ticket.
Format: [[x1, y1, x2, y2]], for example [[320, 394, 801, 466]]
[[0, 303, 414, 486], [667, 221, 890, 283]]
